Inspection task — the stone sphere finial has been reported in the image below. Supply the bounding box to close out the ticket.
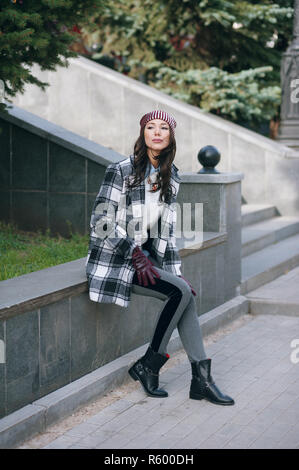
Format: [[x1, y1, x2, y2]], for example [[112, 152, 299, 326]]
[[197, 145, 221, 174]]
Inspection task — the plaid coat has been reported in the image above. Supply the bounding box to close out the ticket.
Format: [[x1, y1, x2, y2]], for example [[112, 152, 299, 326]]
[[85, 154, 182, 308]]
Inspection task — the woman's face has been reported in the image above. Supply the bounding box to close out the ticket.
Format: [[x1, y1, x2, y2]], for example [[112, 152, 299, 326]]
[[144, 119, 170, 156]]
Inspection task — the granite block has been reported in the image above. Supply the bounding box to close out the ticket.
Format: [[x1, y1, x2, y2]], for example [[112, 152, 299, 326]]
[[5, 310, 39, 413], [87, 159, 106, 194], [96, 303, 123, 367], [70, 293, 99, 380], [39, 298, 71, 394], [12, 126, 47, 191], [49, 142, 86, 193], [0, 119, 10, 190], [11, 191, 47, 232], [49, 192, 85, 237], [0, 190, 11, 224]]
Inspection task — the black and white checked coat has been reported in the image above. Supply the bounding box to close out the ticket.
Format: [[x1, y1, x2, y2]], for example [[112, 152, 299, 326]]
[[85, 154, 182, 308]]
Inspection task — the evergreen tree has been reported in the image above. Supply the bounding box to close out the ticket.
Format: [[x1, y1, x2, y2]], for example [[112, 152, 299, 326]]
[[0, 0, 104, 111]]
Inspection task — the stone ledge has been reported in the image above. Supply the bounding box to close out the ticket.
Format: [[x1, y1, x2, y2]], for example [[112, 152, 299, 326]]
[[0, 404, 45, 450], [178, 231, 227, 257], [0, 232, 227, 320], [179, 172, 244, 184], [0, 258, 87, 321]]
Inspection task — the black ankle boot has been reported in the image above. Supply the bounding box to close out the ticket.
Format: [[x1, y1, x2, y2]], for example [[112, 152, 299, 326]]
[[189, 358, 235, 405], [128, 346, 169, 398]]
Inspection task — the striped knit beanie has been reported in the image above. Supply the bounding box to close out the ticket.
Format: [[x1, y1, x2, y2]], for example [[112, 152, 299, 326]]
[[140, 110, 177, 133]]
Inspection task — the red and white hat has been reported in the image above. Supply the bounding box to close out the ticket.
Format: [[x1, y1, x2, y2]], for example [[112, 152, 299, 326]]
[[140, 110, 177, 133]]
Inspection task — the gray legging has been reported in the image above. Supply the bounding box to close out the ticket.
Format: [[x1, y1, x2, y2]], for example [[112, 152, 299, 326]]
[[131, 253, 207, 363]]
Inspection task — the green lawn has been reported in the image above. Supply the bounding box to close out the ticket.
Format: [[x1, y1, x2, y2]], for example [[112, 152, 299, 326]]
[[0, 221, 89, 281]]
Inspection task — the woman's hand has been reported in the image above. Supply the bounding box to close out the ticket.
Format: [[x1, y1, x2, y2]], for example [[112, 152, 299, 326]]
[[132, 246, 161, 287], [179, 275, 196, 296]]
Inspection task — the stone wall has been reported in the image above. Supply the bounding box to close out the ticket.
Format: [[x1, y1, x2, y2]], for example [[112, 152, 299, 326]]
[[0, 105, 122, 236]]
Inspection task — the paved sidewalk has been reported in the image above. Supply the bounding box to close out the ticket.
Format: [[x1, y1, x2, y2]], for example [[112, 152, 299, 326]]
[[19, 312, 299, 449]]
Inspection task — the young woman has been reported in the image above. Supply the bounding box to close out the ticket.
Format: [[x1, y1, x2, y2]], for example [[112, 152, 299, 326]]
[[86, 110, 234, 406]]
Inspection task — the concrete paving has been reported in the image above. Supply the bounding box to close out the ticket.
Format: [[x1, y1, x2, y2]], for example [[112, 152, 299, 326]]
[[15, 265, 299, 450]]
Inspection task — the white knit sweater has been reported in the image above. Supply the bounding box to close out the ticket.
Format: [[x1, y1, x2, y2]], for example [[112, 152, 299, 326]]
[[141, 163, 163, 245]]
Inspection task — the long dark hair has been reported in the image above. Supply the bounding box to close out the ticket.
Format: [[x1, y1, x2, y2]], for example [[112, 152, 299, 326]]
[[127, 127, 177, 204]]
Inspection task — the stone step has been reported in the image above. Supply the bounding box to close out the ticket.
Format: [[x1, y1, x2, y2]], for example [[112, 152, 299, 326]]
[[242, 216, 299, 257], [241, 232, 299, 294], [241, 204, 278, 227], [246, 265, 299, 317]]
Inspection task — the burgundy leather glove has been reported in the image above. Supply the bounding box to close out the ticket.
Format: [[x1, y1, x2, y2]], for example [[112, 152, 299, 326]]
[[179, 275, 196, 296], [132, 246, 161, 287]]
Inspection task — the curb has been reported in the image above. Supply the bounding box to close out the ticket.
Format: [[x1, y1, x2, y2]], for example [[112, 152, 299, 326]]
[[0, 295, 249, 449], [248, 298, 299, 317]]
